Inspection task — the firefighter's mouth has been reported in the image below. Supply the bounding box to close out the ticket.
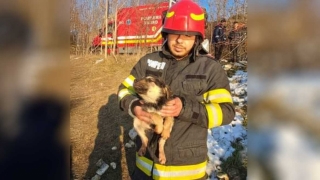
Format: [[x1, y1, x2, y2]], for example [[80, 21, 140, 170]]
[[173, 45, 184, 51]]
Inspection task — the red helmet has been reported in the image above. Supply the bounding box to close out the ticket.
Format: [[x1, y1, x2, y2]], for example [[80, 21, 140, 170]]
[[162, 0, 205, 39]]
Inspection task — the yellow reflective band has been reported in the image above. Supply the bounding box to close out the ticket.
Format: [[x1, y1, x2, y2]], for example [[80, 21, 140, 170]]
[[116, 34, 163, 44], [203, 89, 233, 104], [205, 103, 223, 128], [122, 75, 136, 91], [153, 162, 206, 180], [136, 154, 152, 176], [190, 13, 204, 21], [118, 88, 135, 100], [136, 153, 207, 180], [166, 11, 175, 18]]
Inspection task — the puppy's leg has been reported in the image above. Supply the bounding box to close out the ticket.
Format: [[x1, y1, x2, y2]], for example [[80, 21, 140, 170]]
[[161, 116, 174, 140], [134, 118, 149, 156], [158, 117, 174, 165], [149, 112, 163, 134], [158, 138, 167, 165]]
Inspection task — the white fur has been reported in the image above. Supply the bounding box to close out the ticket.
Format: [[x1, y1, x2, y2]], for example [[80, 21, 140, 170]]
[[139, 83, 162, 104]]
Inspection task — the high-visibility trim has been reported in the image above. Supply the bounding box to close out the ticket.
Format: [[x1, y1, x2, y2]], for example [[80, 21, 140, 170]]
[[118, 27, 163, 40], [153, 163, 206, 180], [118, 88, 135, 100], [117, 34, 163, 44], [103, 27, 163, 45], [203, 89, 233, 104], [205, 103, 223, 128], [136, 154, 152, 176], [122, 75, 136, 91], [136, 153, 207, 180]]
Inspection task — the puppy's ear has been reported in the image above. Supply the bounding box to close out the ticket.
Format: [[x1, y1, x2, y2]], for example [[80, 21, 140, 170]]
[[163, 85, 172, 99]]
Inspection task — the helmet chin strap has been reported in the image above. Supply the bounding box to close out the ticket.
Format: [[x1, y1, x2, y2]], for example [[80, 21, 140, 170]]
[[161, 39, 167, 48]]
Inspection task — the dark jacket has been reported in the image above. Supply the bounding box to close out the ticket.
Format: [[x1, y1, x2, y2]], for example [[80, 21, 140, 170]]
[[117, 45, 235, 179], [213, 24, 226, 43], [228, 29, 244, 45]]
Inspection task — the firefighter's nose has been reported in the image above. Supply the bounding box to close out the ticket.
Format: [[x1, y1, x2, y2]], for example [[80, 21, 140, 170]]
[[176, 35, 184, 43]]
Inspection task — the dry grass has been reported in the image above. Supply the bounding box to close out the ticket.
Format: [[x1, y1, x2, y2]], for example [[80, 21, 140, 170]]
[[70, 54, 139, 179]]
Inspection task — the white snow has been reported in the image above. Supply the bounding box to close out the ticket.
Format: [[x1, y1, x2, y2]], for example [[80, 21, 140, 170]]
[[110, 162, 117, 169], [206, 69, 248, 179], [96, 162, 109, 176], [129, 128, 138, 140]]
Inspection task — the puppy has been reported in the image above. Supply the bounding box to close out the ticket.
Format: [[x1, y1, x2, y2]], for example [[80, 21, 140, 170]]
[[133, 76, 174, 165]]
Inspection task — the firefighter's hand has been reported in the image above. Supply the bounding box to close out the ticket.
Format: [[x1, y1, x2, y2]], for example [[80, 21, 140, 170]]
[[131, 100, 152, 124], [160, 97, 183, 117], [133, 105, 153, 124]]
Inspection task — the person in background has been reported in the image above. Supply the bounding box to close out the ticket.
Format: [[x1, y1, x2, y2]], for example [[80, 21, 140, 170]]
[[117, 0, 235, 179], [228, 21, 245, 63], [213, 18, 227, 61]]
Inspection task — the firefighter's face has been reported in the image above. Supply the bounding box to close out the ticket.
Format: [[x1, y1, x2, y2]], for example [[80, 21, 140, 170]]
[[167, 34, 195, 60]]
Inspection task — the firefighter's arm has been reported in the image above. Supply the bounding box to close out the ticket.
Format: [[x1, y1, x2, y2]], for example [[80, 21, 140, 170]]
[[170, 64, 235, 129], [117, 58, 145, 114]]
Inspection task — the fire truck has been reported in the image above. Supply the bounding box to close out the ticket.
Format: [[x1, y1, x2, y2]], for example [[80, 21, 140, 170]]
[[90, 1, 177, 54]]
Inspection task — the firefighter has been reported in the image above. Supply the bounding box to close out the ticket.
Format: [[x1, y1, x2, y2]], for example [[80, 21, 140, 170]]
[[117, 0, 235, 179], [213, 18, 227, 61]]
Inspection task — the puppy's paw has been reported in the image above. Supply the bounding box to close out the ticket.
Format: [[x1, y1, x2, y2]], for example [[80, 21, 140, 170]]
[[161, 129, 170, 140], [159, 153, 166, 165], [154, 125, 163, 134], [138, 147, 146, 156]]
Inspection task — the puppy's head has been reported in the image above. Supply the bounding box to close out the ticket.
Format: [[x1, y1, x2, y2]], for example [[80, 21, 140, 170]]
[[133, 76, 171, 104]]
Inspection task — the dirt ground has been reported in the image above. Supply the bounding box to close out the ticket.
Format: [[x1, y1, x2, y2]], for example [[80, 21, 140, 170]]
[[70, 54, 141, 180]]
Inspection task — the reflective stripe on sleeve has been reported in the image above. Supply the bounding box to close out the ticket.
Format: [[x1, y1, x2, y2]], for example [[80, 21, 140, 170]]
[[203, 89, 233, 104], [118, 88, 135, 101], [136, 153, 207, 180], [204, 103, 223, 128], [122, 75, 135, 91]]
